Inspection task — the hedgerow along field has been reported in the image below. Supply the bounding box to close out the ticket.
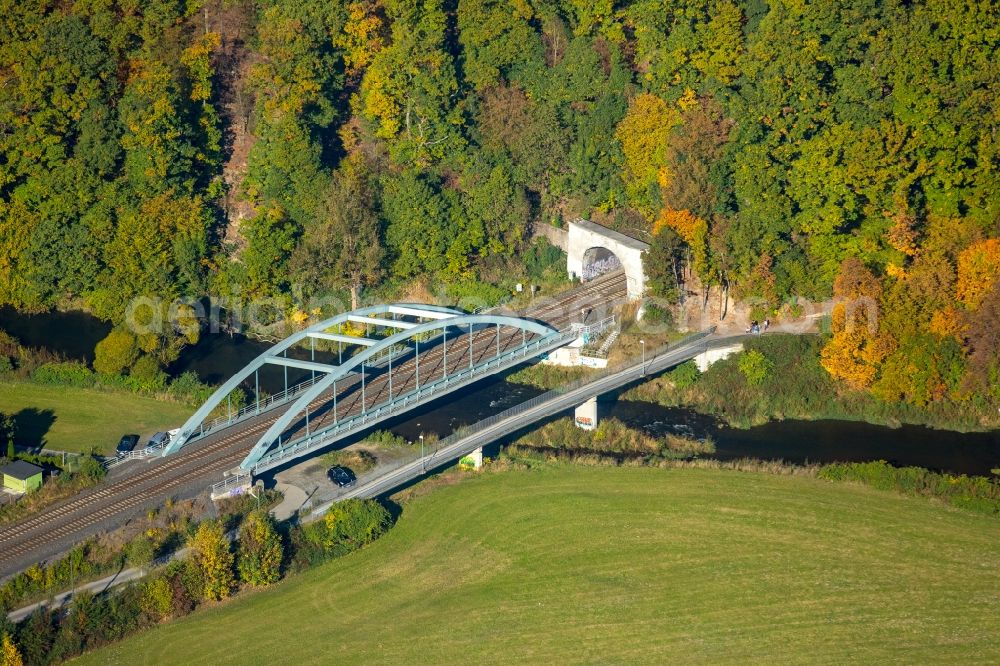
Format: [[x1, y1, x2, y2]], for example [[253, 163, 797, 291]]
[[80, 467, 999, 664]]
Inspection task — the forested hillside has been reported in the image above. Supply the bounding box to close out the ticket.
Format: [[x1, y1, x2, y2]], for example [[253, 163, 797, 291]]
[[0, 0, 997, 414]]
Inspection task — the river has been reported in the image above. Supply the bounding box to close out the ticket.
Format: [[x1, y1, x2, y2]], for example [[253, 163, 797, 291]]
[[1, 307, 997, 476]]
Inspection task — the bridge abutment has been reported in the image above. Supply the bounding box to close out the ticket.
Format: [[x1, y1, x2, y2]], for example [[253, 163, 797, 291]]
[[460, 446, 484, 469], [574, 396, 598, 430]]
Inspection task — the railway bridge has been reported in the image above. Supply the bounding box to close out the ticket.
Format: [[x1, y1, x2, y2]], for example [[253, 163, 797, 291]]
[[166, 303, 577, 475]]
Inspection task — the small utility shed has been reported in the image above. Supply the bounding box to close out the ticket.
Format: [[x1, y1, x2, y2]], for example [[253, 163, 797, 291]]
[[1, 460, 44, 494]]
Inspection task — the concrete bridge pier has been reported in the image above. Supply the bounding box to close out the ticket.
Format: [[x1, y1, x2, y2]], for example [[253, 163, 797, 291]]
[[460, 446, 484, 469], [574, 396, 598, 430]]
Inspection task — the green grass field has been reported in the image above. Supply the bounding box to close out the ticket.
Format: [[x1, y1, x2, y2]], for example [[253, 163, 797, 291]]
[[81, 467, 999, 664], [0, 381, 193, 455]]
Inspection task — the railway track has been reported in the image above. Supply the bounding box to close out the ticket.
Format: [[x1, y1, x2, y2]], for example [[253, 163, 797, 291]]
[[0, 271, 627, 576]]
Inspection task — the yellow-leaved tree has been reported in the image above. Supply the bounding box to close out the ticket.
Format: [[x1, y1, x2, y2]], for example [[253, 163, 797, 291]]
[[654, 208, 709, 279], [237, 510, 283, 587], [337, 1, 387, 77], [956, 238, 1000, 310], [188, 520, 235, 601], [1, 633, 23, 666], [821, 258, 896, 389], [615, 93, 679, 218]]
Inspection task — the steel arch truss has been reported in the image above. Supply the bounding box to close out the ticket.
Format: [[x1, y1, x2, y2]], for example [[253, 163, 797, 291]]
[[163, 303, 466, 456], [241, 313, 571, 473]]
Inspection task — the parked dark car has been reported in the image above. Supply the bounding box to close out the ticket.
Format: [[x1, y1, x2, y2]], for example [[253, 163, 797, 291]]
[[116, 434, 140, 455], [147, 431, 170, 449], [327, 466, 356, 487]]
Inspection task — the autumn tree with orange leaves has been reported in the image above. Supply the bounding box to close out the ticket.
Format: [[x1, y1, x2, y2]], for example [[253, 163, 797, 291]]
[[820, 259, 896, 390]]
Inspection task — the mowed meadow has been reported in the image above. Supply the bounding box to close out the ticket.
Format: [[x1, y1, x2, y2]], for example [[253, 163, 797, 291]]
[[0, 381, 194, 455], [80, 467, 999, 664]]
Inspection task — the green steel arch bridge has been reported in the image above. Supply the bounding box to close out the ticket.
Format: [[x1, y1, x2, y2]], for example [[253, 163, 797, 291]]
[[160, 303, 581, 475]]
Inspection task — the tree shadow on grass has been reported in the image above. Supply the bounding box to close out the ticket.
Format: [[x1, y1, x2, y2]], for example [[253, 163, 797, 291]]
[[13, 407, 56, 453]]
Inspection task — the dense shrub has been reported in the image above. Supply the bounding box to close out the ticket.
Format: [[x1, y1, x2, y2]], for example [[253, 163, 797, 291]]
[[9, 453, 63, 471], [445, 280, 510, 310], [363, 430, 410, 449], [523, 238, 563, 279], [127, 356, 168, 391], [737, 349, 773, 386], [92, 329, 139, 376], [167, 371, 215, 404], [30, 363, 95, 388], [16, 362, 209, 405], [818, 461, 1000, 516], [125, 536, 156, 568], [322, 499, 392, 555], [76, 456, 106, 483], [667, 360, 700, 390], [186, 520, 234, 602], [323, 449, 377, 474], [237, 511, 283, 587], [641, 302, 674, 327]]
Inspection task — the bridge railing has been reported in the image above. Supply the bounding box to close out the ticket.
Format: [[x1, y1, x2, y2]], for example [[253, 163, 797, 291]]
[[197, 375, 324, 437], [570, 315, 615, 337], [249, 330, 577, 474], [255, 328, 714, 479], [103, 439, 171, 469], [211, 472, 252, 497], [301, 329, 718, 506]]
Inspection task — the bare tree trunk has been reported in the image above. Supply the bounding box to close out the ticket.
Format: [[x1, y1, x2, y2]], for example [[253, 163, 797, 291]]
[[672, 259, 681, 302], [718, 271, 724, 318], [350, 283, 360, 311], [724, 279, 730, 320]]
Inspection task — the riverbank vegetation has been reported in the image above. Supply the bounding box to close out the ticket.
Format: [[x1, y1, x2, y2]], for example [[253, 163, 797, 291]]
[[504, 416, 999, 514], [817, 461, 1000, 516], [0, 0, 995, 425], [68, 466, 1000, 664], [1, 329, 215, 404], [626, 334, 1000, 431], [508, 416, 714, 466]]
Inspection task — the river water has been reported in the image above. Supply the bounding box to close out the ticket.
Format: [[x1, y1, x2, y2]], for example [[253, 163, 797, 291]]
[[1, 307, 997, 476]]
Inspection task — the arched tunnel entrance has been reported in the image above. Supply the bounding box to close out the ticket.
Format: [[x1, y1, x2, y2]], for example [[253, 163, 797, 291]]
[[581, 246, 623, 281], [566, 219, 649, 299]]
